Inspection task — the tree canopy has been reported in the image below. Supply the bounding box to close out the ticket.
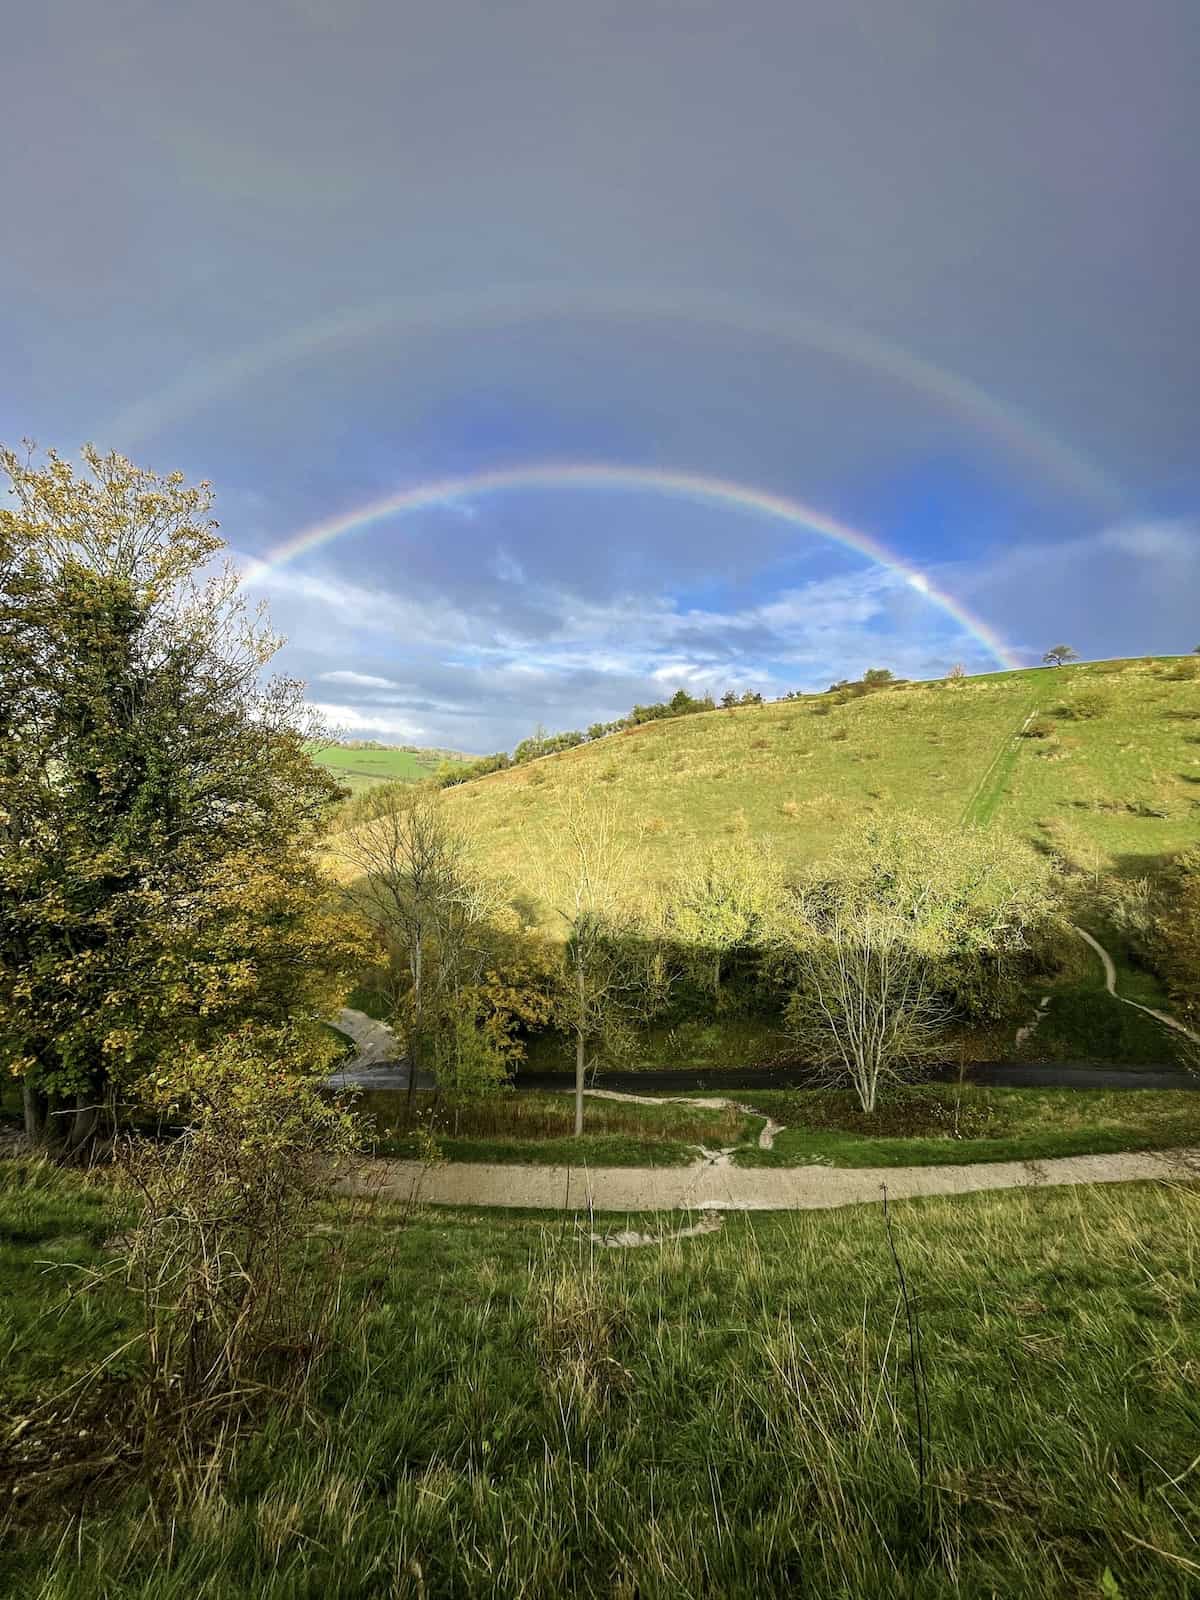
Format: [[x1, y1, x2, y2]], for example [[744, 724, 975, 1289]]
[[0, 444, 361, 1147]]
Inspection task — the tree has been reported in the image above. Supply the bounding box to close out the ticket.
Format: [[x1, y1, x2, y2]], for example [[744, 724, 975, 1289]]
[[534, 796, 663, 1135], [1043, 644, 1079, 667], [947, 662, 966, 682], [667, 840, 780, 1007], [775, 817, 1061, 1112], [720, 690, 738, 709], [334, 792, 487, 1107], [0, 445, 359, 1150]]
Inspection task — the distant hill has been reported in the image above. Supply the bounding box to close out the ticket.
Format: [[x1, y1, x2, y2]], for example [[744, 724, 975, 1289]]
[[311, 741, 475, 794], [422, 657, 1200, 903]]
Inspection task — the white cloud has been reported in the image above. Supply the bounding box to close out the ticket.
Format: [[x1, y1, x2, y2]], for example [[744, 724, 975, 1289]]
[[318, 669, 398, 689], [307, 701, 424, 739]]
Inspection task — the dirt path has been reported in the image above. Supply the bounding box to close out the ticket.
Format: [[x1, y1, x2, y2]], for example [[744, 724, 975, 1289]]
[[1074, 927, 1200, 1045], [582, 1087, 785, 1150], [353, 1145, 1200, 1214], [960, 704, 1037, 828]]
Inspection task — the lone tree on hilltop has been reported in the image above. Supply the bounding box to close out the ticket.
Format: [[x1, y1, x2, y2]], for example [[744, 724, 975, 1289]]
[[1043, 644, 1079, 667]]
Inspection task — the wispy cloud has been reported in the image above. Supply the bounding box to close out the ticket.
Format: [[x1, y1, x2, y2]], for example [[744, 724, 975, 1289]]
[[319, 669, 399, 689]]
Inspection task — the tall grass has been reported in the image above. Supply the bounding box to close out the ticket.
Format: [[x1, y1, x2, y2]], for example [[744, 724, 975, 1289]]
[[5, 1168, 1200, 1597]]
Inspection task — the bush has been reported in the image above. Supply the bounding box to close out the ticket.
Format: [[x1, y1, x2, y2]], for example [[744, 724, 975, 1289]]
[[119, 1029, 362, 1431], [1022, 716, 1056, 738], [1053, 692, 1108, 720]]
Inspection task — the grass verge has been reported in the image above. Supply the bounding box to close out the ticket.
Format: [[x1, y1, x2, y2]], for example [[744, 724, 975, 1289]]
[[732, 1085, 1200, 1167]]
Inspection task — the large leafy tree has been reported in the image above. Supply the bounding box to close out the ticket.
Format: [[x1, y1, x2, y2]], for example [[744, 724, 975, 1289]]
[[667, 840, 780, 1008], [0, 444, 361, 1149]]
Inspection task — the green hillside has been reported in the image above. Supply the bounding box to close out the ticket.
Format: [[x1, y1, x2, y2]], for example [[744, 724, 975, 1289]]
[[312, 742, 473, 795], [438, 657, 1199, 897]]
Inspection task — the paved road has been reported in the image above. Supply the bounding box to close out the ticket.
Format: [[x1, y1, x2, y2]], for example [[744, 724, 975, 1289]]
[[352, 1145, 1200, 1214], [514, 1061, 1198, 1093], [329, 1008, 435, 1090]]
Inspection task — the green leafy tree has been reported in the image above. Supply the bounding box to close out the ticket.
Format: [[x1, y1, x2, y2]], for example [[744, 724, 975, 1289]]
[[667, 840, 780, 1008], [1043, 644, 1079, 666], [0, 444, 359, 1150], [334, 792, 491, 1106]]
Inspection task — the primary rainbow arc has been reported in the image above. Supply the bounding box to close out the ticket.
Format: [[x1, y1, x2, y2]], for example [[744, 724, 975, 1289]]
[[248, 462, 1020, 670]]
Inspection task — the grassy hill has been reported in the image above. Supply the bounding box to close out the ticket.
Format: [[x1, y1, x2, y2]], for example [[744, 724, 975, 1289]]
[[435, 657, 1199, 898], [312, 742, 474, 795]]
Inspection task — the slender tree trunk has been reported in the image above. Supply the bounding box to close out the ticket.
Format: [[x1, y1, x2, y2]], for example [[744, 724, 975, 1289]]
[[574, 1028, 585, 1137], [22, 1079, 46, 1142], [407, 931, 423, 1114], [64, 1092, 101, 1156], [713, 954, 722, 1010], [574, 956, 587, 1137]]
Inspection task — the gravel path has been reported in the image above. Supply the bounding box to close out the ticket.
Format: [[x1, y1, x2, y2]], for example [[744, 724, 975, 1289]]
[[353, 1145, 1200, 1214]]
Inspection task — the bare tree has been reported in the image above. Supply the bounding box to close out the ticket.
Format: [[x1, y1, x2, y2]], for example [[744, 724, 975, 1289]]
[[533, 796, 660, 1136], [776, 816, 1061, 1113], [783, 901, 950, 1112]]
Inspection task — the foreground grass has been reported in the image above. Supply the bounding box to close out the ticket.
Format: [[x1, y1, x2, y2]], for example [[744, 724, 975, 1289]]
[[3, 1161, 1200, 1597], [733, 1085, 1200, 1167]]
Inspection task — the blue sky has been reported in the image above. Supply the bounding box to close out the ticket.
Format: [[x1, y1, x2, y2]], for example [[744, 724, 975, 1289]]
[[2, 0, 1197, 751]]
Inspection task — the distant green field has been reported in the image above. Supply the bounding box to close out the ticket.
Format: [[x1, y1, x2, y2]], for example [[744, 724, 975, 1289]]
[[310, 743, 472, 794], [422, 657, 1200, 903]]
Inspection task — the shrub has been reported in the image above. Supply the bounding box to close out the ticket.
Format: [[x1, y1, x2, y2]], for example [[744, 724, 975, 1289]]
[[1053, 692, 1108, 720], [118, 1029, 362, 1438], [1022, 716, 1056, 738]]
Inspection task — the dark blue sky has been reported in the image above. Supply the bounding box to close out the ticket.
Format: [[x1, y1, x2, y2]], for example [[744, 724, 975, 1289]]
[[3, 0, 1197, 749]]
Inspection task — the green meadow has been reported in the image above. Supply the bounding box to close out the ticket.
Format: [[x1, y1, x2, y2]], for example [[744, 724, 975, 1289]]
[[311, 743, 472, 794]]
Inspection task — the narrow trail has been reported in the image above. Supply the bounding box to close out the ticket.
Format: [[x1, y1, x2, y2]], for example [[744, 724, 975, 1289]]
[[1074, 927, 1200, 1045], [581, 1086, 785, 1150], [960, 704, 1037, 828], [352, 1145, 1200, 1214]]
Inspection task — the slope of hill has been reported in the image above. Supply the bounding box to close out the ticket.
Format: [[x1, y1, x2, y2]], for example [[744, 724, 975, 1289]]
[[436, 658, 1199, 899], [312, 742, 473, 794]]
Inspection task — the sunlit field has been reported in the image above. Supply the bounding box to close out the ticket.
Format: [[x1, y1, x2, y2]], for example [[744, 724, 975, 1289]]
[[311, 744, 471, 795], [409, 660, 1200, 913]]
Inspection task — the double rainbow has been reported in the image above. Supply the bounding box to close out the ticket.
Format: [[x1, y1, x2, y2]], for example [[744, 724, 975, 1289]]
[[245, 461, 1021, 670]]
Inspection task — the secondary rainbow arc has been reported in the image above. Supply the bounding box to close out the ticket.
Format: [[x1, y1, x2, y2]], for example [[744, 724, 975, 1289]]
[[246, 462, 1021, 670]]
